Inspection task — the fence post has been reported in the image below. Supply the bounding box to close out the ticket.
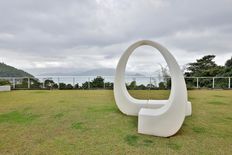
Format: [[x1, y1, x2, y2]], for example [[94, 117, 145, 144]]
[[196, 77, 199, 89], [43, 78, 45, 88], [212, 77, 215, 89], [58, 77, 60, 89], [28, 77, 30, 89], [73, 77, 75, 87], [134, 78, 136, 90], [88, 77, 90, 89], [149, 77, 152, 89], [229, 77, 231, 89], [13, 78, 16, 89], [149, 77, 152, 100]]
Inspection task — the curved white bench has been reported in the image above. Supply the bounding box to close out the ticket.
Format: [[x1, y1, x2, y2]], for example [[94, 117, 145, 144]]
[[114, 40, 192, 137]]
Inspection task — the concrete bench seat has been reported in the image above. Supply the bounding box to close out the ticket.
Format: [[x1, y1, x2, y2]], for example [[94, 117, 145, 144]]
[[146, 100, 192, 116]]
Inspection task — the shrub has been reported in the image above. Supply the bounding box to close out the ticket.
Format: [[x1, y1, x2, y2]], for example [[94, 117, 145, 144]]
[[44, 79, 55, 89], [59, 83, 66, 90], [92, 76, 104, 88], [81, 81, 90, 89], [105, 82, 113, 89], [66, 84, 73, 89], [74, 83, 79, 89], [0, 80, 11, 86], [158, 82, 166, 90]]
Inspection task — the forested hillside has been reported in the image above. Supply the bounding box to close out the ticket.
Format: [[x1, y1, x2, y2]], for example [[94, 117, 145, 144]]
[[0, 63, 33, 77]]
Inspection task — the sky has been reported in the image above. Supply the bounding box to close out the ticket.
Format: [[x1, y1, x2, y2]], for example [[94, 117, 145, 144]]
[[0, 0, 231, 75]]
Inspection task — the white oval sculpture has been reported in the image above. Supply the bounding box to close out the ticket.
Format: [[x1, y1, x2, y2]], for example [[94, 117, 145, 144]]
[[114, 40, 192, 137]]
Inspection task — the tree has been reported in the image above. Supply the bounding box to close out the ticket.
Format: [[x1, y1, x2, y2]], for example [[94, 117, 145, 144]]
[[74, 83, 79, 89], [30, 78, 41, 89], [66, 84, 73, 89], [105, 82, 113, 89], [16, 78, 29, 88], [128, 81, 136, 90], [53, 83, 58, 89], [158, 82, 166, 89], [225, 57, 232, 68], [160, 65, 170, 79], [185, 55, 223, 77], [147, 83, 157, 90], [91, 76, 104, 88], [137, 84, 146, 90], [221, 57, 232, 78], [59, 83, 66, 90], [223, 57, 232, 76], [81, 81, 90, 89], [44, 79, 55, 89], [0, 79, 10, 86], [158, 64, 170, 89], [185, 55, 225, 88]]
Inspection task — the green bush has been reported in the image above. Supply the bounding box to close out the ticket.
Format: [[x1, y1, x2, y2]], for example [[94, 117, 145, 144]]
[[0, 80, 11, 86], [158, 82, 166, 90], [59, 83, 66, 90], [74, 83, 79, 89], [66, 84, 73, 89], [105, 82, 113, 89], [81, 81, 90, 89], [92, 76, 104, 88]]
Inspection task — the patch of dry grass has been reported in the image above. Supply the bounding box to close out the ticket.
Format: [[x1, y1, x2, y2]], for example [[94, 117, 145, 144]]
[[0, 90, 232, 154]]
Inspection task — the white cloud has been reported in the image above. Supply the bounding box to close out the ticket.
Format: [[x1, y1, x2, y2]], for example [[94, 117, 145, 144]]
[[0, 0, 231, 75]]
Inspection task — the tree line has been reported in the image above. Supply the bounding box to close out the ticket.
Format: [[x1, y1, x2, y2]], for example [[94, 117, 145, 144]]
[[0, 55, 232, 89], [0, 76, 114, 90]]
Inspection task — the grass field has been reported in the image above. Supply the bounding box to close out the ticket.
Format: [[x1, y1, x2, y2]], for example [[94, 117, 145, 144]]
[[0, 90, 232, 154]]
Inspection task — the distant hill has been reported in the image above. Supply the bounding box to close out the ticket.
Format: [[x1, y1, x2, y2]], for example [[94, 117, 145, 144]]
[[77, 68, 144, 76], [38, 68, 145, 76], [77, 68, 115, 76], [0, 63, 33, 77]]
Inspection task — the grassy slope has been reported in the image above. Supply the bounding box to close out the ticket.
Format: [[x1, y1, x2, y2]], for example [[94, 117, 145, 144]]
[[0, 90, 231, 155]]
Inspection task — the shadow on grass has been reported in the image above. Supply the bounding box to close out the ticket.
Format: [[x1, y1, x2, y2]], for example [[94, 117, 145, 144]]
[[192, 126, 206, 134], [71, 122, 85, 130], [88, 106, 119, 113], [54, 113, 64, 119], [0, 111, 38, 124], [124, 134, 154, 147], [129, 117, 137, 128], [208, 100, 227, 105], [143, 139, 153, 146], [124, 134, 139, 146], [225, 117, 232, 120], [189, 97, 196, 100], [213, 95, 225, 98], [167, 141, 182, 150]]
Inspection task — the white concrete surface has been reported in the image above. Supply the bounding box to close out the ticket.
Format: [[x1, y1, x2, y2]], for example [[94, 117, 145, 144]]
[[0, 85, 11, 91]]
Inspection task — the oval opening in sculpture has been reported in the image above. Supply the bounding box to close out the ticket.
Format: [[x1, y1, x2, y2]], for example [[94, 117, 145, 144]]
[[124, 44, 171, 100]]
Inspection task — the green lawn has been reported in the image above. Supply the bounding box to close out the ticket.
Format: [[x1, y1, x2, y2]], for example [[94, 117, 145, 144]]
[[0, 90, 232, 154]]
